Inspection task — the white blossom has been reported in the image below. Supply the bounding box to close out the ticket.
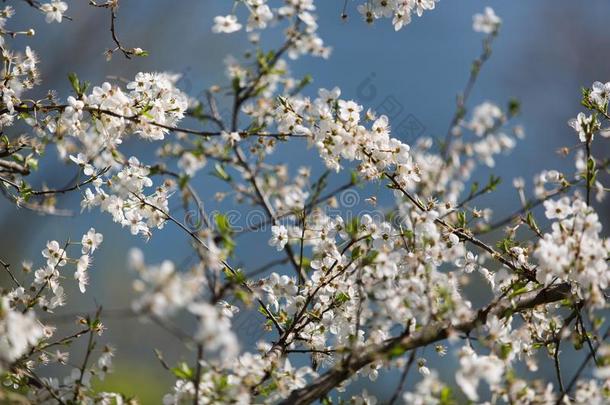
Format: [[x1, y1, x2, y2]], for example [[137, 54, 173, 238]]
[[269, 225, 289, 251], [40, 1, 67, 23], [212, 15, 242, 34], [473, 7, 501, 34]]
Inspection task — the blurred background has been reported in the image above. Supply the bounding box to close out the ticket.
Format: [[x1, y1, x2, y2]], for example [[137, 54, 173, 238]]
[[2, 0, 610, 402]]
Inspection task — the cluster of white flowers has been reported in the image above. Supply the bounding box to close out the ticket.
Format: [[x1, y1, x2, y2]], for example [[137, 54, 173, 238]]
[[128, 243, 242, 366], [189, 302, 240, 361], [129, 248, 205, 317], [213, 0, 331, 59], [567, 80, 610, 144], [0, 230, 122, 402], [50, 71, 189, 144], [455, 346, 504, 401], [81, 157, 172, 239], [24, 343, 120, 403], [354, 0, 438, 30], [1, 20, 189, 221], [27, 228, 102, 306], [177, 151, 207, 177], [568, 112, 598, 143], [589, 80, 610, 108], [0, 30, 40, 125], [162, 349, 319, 404], [464, 102, 517, 168], [257, 207, 478, 387], [397, 99, 522, 209], [402, 371, 449, 404], [535, 198, 610, 304], [213, 0, 441, 34], [0, 296, 44, 372], [274, 88, 421, 194]]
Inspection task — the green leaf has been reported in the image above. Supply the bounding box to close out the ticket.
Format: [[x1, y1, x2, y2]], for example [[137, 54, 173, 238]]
[[292, 74, 313, 94], [246, 121, 267, 136], [232, 77, 241, 94], [234, 289, 250, 304], [252, 84, 269, 97], [67, 72, 90, 97], [178, 174, 189, 190], [346, 218, 360, 237], [215, 213, 233, 235], [508, 98, 521, 117], [228, 269, 246, 285], [19, 182, 33, 202], [171, 362, 193, 380], [215, 213, 236, 254], [439, 386, 455, 405], [258, 305, 270, 317], [68, 72, 80, 94], [526, 212, 541, 235], [387, 345, 406, 358], [334, 292, 350, 305], [581, 87, 593, 109], [211, 163, 231, 182], [361, 251, 379, 266], [470, 182, 479, 196], [499, 343, 512, 359], [507, 280, 529, 298], [256, 49, 269, 72], [257, 381, 278, 397], [487, 174, 501, 191], [496, 237, 517, 254], [456, 211, 466, 228], [25, 157, 38, 171]]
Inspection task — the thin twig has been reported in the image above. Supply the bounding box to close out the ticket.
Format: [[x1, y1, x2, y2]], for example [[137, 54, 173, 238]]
[[279, 283, 572, 405], [388, 349, 417, 405], [557, 326, 610, 404], [0, 257, 22, 288], [6, 104, 308, 140], [134, 195, 285, 336], [193, 344, 203, 405]]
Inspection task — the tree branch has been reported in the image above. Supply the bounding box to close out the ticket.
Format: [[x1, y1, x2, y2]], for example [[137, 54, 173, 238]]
[[279, 283, 571, 404]]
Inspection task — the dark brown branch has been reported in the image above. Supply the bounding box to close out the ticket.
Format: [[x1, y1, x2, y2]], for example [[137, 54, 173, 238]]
[[193, 344, 203, 405], [557, 326, 610, 404], [279, 283, 571, 405], [0, 159, 30, 175], [5, 104, 308, 139]]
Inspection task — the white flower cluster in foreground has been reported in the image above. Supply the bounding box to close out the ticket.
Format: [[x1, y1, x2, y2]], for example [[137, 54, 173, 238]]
[[0, 230, 117, 402], [535, 198, 610, 305], [0, 297, 44, 371]]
